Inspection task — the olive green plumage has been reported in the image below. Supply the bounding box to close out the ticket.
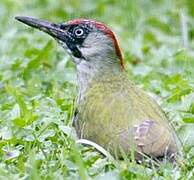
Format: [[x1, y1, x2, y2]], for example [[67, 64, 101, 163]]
[[75, 72, 179, 160]]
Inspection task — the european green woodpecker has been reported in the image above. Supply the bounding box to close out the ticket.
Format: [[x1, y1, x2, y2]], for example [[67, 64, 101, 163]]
[[15, 16, 180, 161]]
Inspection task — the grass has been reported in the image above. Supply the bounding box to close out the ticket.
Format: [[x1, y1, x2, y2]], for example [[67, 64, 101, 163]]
[[0, 0, 194, 179]]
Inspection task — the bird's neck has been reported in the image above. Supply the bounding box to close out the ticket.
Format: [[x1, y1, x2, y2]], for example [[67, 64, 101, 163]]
[[76, 59, 123, 103]]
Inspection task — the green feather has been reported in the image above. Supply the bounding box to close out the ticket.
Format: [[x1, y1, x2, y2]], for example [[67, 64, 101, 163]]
[[75, 72, 180, 160]]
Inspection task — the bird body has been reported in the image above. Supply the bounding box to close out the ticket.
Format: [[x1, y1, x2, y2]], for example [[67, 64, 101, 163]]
[[15, 17, 180, 161], [75, 71, 177, 159]]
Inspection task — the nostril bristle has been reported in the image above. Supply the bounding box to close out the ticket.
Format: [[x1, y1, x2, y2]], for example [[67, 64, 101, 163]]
[[59, 23, 67, 30]]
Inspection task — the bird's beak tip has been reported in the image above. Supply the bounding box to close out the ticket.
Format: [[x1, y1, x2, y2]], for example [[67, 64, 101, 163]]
[[15, 16, 49, 29], [15, 16, 31, 23], [15, 16, 22, 21]]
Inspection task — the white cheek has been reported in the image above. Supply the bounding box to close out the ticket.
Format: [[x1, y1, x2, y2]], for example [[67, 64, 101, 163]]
[[58, 40, 72, 55], [74, 57, 82, 64], [57, 40, 84, 64], [59, 40, 67, 49], [66, 49, 72, 54], [62, 43, 67, 49]]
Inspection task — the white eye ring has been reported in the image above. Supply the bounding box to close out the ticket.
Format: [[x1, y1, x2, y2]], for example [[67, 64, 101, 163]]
[[74, 28, 84, 36]]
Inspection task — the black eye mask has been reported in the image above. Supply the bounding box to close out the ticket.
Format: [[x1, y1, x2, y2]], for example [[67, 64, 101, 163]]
[[65, 40, 83, 58], [60, 24, 92, 59]]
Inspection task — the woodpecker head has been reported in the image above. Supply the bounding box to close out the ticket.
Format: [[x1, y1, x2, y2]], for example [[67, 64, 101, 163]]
[[15, 17, 124, 72]]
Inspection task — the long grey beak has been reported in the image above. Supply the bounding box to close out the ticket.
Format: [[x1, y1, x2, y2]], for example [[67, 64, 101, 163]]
[[15, 16, 67, 41]]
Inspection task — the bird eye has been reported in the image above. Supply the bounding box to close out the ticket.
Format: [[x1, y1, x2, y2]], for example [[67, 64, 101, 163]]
[[74, 28, 84, 37]]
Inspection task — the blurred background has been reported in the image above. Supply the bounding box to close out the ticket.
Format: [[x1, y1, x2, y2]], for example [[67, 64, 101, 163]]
[[0, 0, 194, 179]]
